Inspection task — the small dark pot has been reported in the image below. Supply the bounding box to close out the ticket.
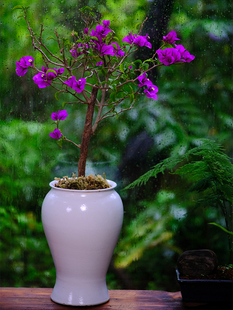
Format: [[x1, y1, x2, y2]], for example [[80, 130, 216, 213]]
[[176, 270, 233, 303]]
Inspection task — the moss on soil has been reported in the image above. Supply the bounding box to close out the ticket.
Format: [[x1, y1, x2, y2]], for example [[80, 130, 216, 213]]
[[180, 265, 233, 281], [54, 174, 111, 190]]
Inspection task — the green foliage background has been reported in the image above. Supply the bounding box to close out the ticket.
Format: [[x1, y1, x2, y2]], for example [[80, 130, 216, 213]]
[[1, 0, 233, 289]]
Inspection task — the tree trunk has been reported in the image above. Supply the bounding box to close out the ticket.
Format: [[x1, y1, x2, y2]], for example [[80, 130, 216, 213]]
[[78, 87, 98, 177]]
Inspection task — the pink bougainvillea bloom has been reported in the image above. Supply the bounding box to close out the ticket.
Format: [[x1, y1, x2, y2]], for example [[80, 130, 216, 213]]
[[64, 76, 86, 93], [174, 44, 186, 54], [112, 43, 125, 58], [122, 32, 136, 44], [91, 22, 111, 40], [137, 72, 153, 87], [54, 67, 65, 75], [174, 45, 195, 62], [181, 50, 195, 62], [156, 48, 182, 66], [51, 110, 68, 121], [49, 128, 62, 139], [134, 34, 152, 48], [70, 43, 89, 57], [84, 27, 89, 35], [144, 84, 159, 100], [102, 20, 110, 28], [122, 33, 152, 49], [33, 67, 64, 88], [15, 56, 34, 76], [95, 41, 115, 56], [33, 72, 51, 88], [163, 31, 180, 44], [96, 61, 103, 66]]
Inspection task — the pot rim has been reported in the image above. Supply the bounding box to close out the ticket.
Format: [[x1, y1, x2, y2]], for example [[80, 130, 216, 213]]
[[176, 269, 233, 283], [49, 179, 117, 192]]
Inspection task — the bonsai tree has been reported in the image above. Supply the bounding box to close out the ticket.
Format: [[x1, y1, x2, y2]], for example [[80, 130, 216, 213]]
[[15, 5, 195, 187], [126, 139, 233, 263]]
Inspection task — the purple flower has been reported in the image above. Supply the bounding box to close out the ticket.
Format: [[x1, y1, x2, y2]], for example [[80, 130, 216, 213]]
[[156, 48, 182, 66], [128, 65, 133, 70], [181, 50, 195, 63], [137, 72, 153, 87], [174, 45, 195, 63], [96, 61, 103, 66], [163, 31, 180, 44], [33, 72, 51, 88], [15, 56, 34, 76], [144, 84, 159, 100], [134, 34, 152, 48], [112, 43, 125, 58], [90, 21, 111, 40], [70, 43, 89, 57], [33, 67, 64, 88], [122, 33, 152, 49], [95, 41, 115, 56], [51, 110, 68, 121], [49, 129, 62, 139], [102, 20, 110, 28], [64, 76, 86, 93], [174, 44, 186, 54], [122, 32, 136, 44], [84, 27, 89, 35]]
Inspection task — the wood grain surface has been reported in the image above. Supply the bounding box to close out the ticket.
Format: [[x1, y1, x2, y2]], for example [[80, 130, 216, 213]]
[[0, 288, 232, 310]]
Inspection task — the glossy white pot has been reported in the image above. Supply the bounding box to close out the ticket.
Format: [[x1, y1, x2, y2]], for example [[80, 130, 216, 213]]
[[42, 179, 123, 306]]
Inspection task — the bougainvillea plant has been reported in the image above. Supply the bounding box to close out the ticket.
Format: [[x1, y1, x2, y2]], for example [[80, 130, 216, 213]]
[[15, 6, 194, 179]]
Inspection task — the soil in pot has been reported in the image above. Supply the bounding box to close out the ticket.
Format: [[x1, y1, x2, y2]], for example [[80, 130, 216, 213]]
[[54, 174, 110, 190], [180, 264, 233, 281]]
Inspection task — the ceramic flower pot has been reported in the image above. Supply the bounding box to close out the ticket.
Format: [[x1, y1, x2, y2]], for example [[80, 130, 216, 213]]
[[42, 179, 123, 306]]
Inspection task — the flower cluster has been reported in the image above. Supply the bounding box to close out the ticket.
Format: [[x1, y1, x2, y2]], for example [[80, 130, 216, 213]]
[[64, 76, 86, 93], [49, 110, 68, 139], [162, 30, 180, 44], [137, 72, 158, 100], [122, 33, 152, 48], [156, 31, 195, 66], [15, 10, 195, 163], [33, 67, 65, 88], [70, 20, 125, 59], [15, 56, 34, 76]]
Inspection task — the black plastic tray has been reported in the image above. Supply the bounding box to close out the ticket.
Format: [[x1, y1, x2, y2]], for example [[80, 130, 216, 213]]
[[176, 269, 233, 303]]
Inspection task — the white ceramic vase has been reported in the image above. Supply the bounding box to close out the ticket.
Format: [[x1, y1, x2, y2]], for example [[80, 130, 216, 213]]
[[41, 179, 123, 306]]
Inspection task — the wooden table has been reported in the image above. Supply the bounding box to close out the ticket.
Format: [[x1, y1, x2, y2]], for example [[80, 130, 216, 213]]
[[0, 288, 232, 309]]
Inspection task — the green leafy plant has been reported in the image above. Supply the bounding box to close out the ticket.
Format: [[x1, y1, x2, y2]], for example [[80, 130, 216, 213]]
[[126, 139, 233, 262]]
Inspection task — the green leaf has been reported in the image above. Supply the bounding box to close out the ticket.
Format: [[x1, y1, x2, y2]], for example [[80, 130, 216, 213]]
[[12, 5, 24, 10], [54, 92, 60, 101], [109, 92, 116, 103], [57, 139, 63, 148], [142, 62, 149, 71], [17, 14, 24, 19], [129, 93, 134, 105], [209, 223, 233, 235], [62, 102, 67, 108], [79, 6, 92, 13], [46, 69, 57, 75], [135, 22, 141, 30], [119, 63, 124, 73], [46, 36, 56, 41]]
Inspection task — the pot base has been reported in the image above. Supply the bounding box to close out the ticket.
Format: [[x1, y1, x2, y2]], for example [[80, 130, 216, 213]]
[[50, 278, 110, 306]]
